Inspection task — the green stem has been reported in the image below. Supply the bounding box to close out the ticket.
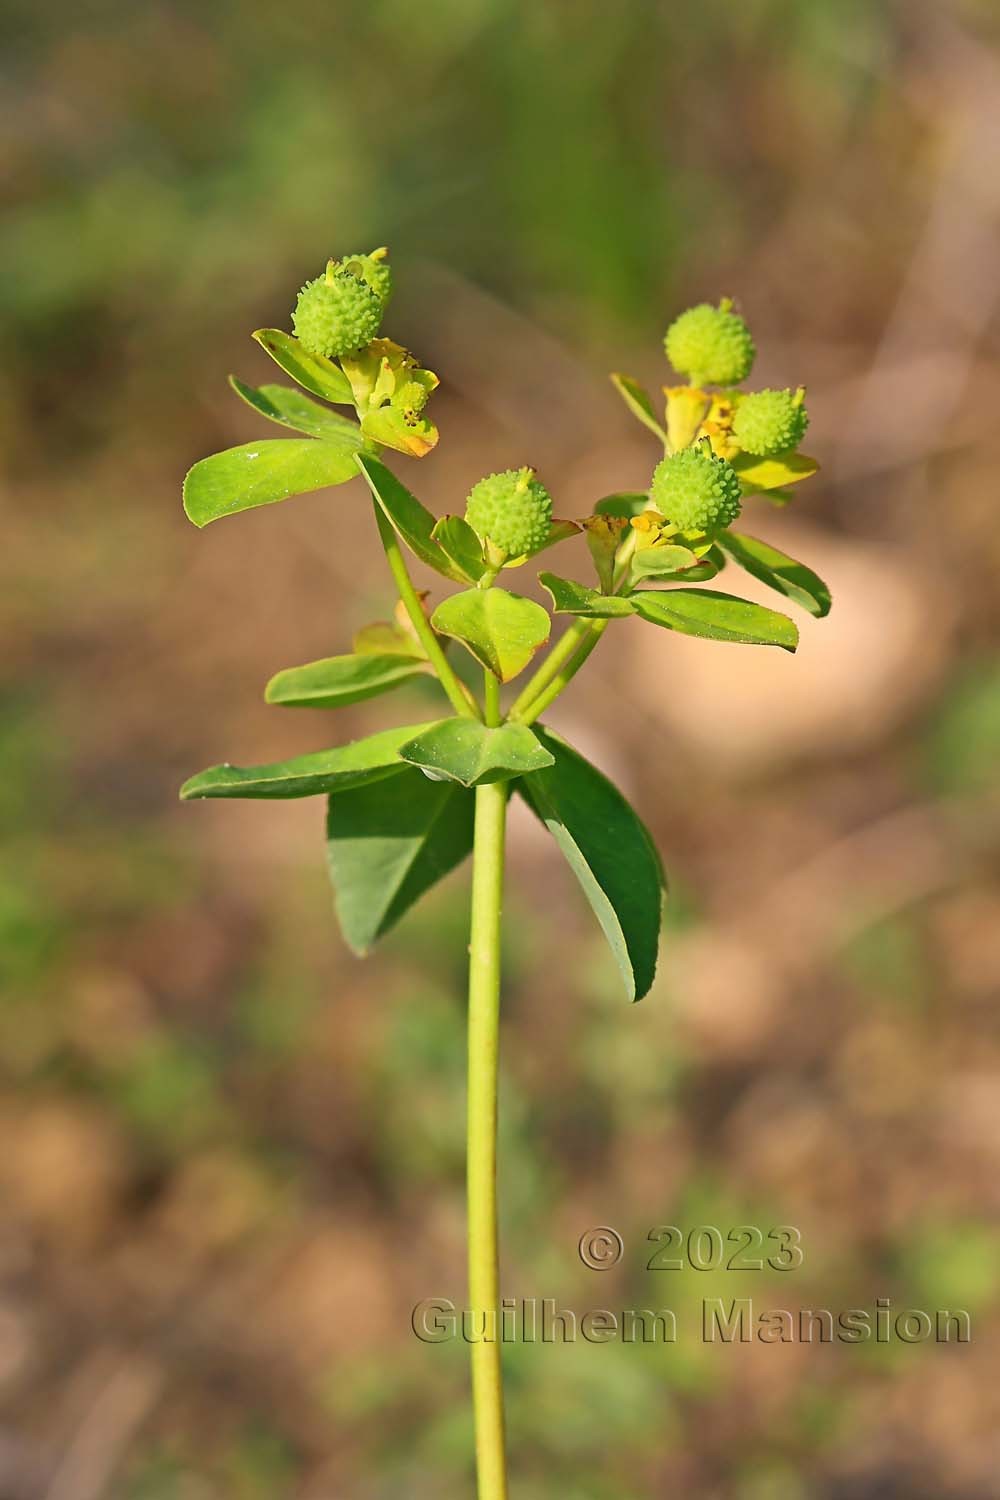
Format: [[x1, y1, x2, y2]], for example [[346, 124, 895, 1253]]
[[467, 676, 508, 1498], [507, 618, 592, 721], [483, 668, 502, 728], [372, 500, 481, 720], [511, 619, 608, 727]]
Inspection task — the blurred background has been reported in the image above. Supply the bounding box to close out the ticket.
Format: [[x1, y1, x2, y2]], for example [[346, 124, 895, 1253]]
[[4, 0, 1000, 1495]]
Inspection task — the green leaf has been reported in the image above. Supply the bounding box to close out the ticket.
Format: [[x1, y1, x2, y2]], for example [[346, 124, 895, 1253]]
[[629, 543, 724, 584], [658, 546, 724, 584], [538, 573, 635, 618], [355, 453, 468, 582], [399, 719, 554, 787], [252, 329, 355, 404], [353, 620, 427, 659], [610, 373, 668, 443], [430, 587, 551, 682], [632, 588, 799, 650], [265, 652, 429, 708], [431, 515, 486, 584], [361, 404, 439, 458], [583, 515, 628, 592], [630, 544, 702, 579], [506, 518, 581, 566], [228, 376, 362, 441], [731, 450, 819, 496], [179, 722, 438, 800], [717, 530, 831, 618], [326, 771, 474, 953], [519, 726, 663, 1001], [183, 437, 362, 527], [594, 492, 650, 519]]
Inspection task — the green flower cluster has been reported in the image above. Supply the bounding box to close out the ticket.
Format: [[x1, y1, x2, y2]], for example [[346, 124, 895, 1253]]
[[732, 387, 808, 456], [465, 469, 553, 558], [650, 443, 742, 532], [659, 301, 810, 466], [292, 250, 392, 359], [664, 299, 755, 387]]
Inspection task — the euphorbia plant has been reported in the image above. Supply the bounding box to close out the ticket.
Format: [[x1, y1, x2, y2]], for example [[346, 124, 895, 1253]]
[[181, 259, 830, 1497]]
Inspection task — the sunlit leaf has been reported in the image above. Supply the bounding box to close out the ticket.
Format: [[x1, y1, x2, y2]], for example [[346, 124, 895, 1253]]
[[430, 587, 551, 682], [665, 385, 711, 452], [630, 544, 702, 579], [505, 518, 582, 567], [361, 404, 439, 458], [583, 515, 628, 592], [610, 373, 668, 443], [431, 515, 486, 584], [731, 450, 819, 496], [399, 719, 554, 787], [718, 530, 831, 617], [251, 329, 355, 404], [326, 771, 474, 953], [265, 652, 429, 708], [353, 620, 427, 659], [519, 726, 663, 1001], [632, 588, 798, 650], [355, 453, 468, 581], [179, 722, 438, 800], [183, 436, 361, 527], [228, 376, 361, 440], [538, 573, 635, 617]]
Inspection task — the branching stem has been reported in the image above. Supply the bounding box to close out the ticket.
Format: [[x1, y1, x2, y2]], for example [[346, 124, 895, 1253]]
[[507, 618, 592, 721], [511, 619, 608, 726]]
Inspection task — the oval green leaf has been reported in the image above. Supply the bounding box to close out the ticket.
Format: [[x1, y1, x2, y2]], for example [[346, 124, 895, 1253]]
[[518, 726, 663, 1001], [632, 588, 798, 650], [252, 328, 354, 404], [228, 376, 362, 441], [355, 453, 468, 582], [326, 771, 474, 954], [179, 722, 441, 800], [630, 544, 702, 579], [399, 719, 554, 787], [717, 530, 831, 618], [183, 436, 362, 527], [430, 587, 551, 682], [731, 450, 819, 496], [538, 573, 636, 618], [431, 515, 487, 584], [265, 652, 430, 709]]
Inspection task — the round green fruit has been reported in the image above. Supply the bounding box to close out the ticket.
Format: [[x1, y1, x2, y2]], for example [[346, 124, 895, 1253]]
[[292, 269, 382, 358], [464, 469, 553, 558], [650, 446, 742, 532], [732, 387, 808, 456], [664, 300, 755, 386]]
